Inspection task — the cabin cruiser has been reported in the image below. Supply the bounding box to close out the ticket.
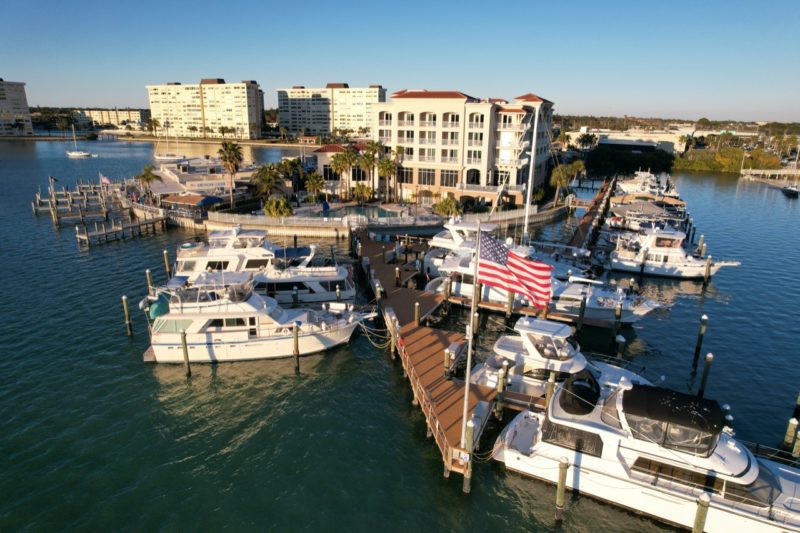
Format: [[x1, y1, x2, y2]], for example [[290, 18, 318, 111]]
[[470, 317, 650, 402], [605, 201, 686, 232], [782, 185, 799, 199], [609, 227, 739, 279], [424, 221, 498, 277], [495, 377, 800, 532], [616, 170, 680, 199], [172, 226, 355, 304], [425, 255, 660, 325], [140, 272, 374, 363]]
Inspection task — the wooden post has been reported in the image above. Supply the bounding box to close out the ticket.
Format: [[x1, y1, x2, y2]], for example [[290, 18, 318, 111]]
[[494, 363, 507, 420], [443, 348, 451, 377], [697, 234, 705, 251], [180, 329, 191, 377], [576, 295, 587, 332], [395, 266, 400, 287], [163, 249, 171, 278], [121, 295, 133, 336], [545, 371, 556, 406], [704, 255, 712, 283], [615, 334, 626, 359], [700, 243, 707, 258], [693, 314, 708, 366], [444, 276, 452, 301], [463, 417, 475, 494], [783, 418, 798, 449], [145, 269, 153, 295], [505, 290, 514, 318], [414, 301, 420, 325], [293, 322, 300, 373], [692, 493, 710, 533], [793, 430, 800, 458], [293, 234, 298, 249], [555, 457, 569, 521], [388, 319, 396, 359], [472, 312, 479, 338], [613, 301, 623, 338], [698, 353, 714, 398]]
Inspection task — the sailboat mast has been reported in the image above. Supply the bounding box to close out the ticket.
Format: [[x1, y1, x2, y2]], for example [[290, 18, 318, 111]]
[[460, 221, 481, 448]]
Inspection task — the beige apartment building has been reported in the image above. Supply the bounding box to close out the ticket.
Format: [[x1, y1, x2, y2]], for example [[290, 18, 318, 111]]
[[146, 79, 263, 139], [72, 108, 151, 128], [0, 78, 33, 136], [278, 83, 386, 136], [372, 90, 553, 206]]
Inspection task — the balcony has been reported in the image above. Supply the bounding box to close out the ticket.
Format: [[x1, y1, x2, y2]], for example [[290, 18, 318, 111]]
[[379, 137, 391, 144], [397, 138, 415, 145], [457, 183, 496, 192], [419, 138, 437, 145], [442, 121, 460, 129], [419, 121, 437, 127], [441, 156, 458, 164], [496, 157, 529, 167], [418, 156, 435, 162], [466, 157, 482, 164], [497, 123, 527, 132], [467, 139, 483, 146], [378, 120, 392, 126], [441, 138, 459, 145], [398, 120, 414, 127], [468, 122, 484, 129]]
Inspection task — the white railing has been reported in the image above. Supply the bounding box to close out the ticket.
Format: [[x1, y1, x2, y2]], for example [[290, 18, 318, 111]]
[[398, 137, 414, 144], [419, 138, 436, 145], [378, 120, 392, 126], [207, 211, 348, 227], [466, 157, 482, 164], [468, 139, 483, 146], [441, 157, 458, 163], [398, 120, 415, 127], [442, 122, 460, 128], [468, 122, 484, 129], [457, 183, 495, 192], [132, 203, 167, 218], [418, 156, 435, 162], [497, 123, 526, 131], [441, 138, 458, 145], [461, 205, 567, 223], [419, 121, 437, 127], [379, 137, 391, 144]]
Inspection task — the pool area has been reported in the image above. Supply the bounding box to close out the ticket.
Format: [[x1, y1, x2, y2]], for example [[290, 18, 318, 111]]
[[314, 205, 401, 218]]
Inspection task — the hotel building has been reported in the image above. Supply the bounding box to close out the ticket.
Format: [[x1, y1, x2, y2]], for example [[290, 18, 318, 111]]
[[0, 78, 33, 136], [146, 79, 263, 139], [72, 108, 151, 128], [277, 83, 386, 136], [371, 90, 553, 206]]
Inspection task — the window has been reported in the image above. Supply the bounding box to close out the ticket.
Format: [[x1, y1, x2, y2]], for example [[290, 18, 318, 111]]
[[441, 170, 458, 187], [205, 261, 229, 271], [398, 167, 413, 184], [600, 391, 621, 429], [177, 260, 196, 273], [352, 167, 366, 181], [418, 169, 435, 186], [632, 457, 721, 493], [626, 414, 717, 456], [245, 259, 271, 269], [322, 165, 339, 181], [224, 318, 246, 327], [467, 150, 482, 163], [541, 418, 603, 457]]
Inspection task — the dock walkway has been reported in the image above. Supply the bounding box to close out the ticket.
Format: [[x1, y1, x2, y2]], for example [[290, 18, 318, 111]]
[[568, 178, 615, 248]]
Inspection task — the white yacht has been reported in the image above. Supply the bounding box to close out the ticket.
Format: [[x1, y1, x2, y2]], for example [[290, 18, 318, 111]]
[[172, 227, 355, 304], [616, 170, 679, 198], [65, 125, 95, 158], [609, 227, 739, 279], [141, 272, 374, 363], [496, 378, 800, 532], [153, 126, 185, 161], [471, 317, 650, 401], [425, 256, 660, 325]]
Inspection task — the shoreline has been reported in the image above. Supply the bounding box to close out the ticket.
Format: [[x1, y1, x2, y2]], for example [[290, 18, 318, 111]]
[[0, 134, 318, 150]]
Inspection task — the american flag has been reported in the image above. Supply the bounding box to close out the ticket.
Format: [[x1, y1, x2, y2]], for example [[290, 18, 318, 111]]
[[478, 232, 553, 309]]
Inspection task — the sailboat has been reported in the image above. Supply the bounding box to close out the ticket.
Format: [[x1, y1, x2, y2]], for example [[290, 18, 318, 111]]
[[153, 123, 185, 161], [65, 125, 95, 158]]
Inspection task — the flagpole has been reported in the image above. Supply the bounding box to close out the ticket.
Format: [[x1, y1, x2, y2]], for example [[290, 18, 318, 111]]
[[460, 221, 481, 448]]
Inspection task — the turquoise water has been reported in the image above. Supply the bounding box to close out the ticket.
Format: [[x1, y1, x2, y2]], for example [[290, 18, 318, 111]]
[[1, 140, 799, 531]]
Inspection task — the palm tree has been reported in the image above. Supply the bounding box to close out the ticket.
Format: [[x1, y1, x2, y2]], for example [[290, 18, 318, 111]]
[[330, 147, 357, 200], [549, 160, 585, 206], [203, 126, 213, 137], [353, 183, 372, 206], [188, 126, 198, 136], [279, 127, 288, 141], [304, 171, 325, 201], [136, 164, 162, 203], [432, 196, 461, 217], [377, 156, 397, 204], [263, 197, 293, 217], [218, 141, 243, 207], [149, 118, 161, 137], [252, 163, 282, 199], [358, 152, 376, 198], [556, 131, 571, 150], [364, 140, 384, 192]]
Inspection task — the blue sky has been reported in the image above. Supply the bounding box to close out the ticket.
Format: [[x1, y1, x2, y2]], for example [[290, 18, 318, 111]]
[[3, 0, 799, 121]]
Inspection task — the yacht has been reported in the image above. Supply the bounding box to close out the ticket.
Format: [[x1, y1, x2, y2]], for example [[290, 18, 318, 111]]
[[425, 255, 659, 325], [65, 125, 95, 158], [782, 185, 799, 199], [616, 170, 679, 198], [153, 124, 186, 161], [172, 227, 355, 304], [496, 377, 800, 532], [471, 317, 650, 402], [140, 272, 374, 363], [609, 227, 739, 279]]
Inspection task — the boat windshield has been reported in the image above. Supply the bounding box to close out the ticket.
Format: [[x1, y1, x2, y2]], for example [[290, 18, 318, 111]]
[[723, 459, 782, 508]]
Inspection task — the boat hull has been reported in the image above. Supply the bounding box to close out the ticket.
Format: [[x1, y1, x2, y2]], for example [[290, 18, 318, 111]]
[[610, 257, 724, 279]]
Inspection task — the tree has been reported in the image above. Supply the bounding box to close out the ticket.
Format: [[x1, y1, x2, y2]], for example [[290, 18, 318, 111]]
[[219, 126, 228, 138], [358, 152, 376, 195], [432, 196, 461, 217], [252, 163, 282, 199], [203, 126, 213, 136], [392, 146, 404, 202], [136, 164, 162, 203], [146, 118, 160, 137], [279, 127, 288, 141], [363, 140, 384, 192], [353, 183, 372, 206], [218, 141, 243, 207], [330, 147, 358, 200], [377, 156, 397, 204], [576, 133, 597, 151], [556, 131, 571, 150], [263, 197, 293, 217], [304, 171, 325, 201], [187, 125, 198, 136], [549, 160, 584, 205]]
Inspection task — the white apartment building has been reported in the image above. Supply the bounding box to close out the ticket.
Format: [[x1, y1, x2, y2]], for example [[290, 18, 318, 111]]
[[372, 90, 553, 206], [72, 108, 151, 128], [278, 83, 386, 136], [146, 79, 263, 139], [0, 78, 33, 136]]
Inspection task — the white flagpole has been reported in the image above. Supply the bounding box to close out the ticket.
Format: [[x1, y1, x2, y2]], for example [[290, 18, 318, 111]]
[[523, 105, 540, 245], [460, 221, 481, 448]]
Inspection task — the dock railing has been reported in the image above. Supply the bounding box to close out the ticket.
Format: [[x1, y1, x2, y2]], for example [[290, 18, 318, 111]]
[[208, 211, 348, 228]]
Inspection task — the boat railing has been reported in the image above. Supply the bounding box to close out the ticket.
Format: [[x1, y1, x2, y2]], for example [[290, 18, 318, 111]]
[[740, 440, 799, 467]]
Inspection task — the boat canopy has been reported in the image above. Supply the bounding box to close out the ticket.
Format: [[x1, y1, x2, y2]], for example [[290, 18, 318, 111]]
[[515, 317, 572, 339], [622, 385, 723, 434]]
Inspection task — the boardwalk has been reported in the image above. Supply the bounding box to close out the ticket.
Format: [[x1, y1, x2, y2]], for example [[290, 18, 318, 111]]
[[568, 178, 615, 248]]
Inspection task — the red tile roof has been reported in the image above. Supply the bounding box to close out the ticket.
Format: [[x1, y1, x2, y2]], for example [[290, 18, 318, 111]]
[[314, 144, 348, 153], [392, 90, 476, 100], [515, 92, 553, 104], [498, 107, 527, 114]]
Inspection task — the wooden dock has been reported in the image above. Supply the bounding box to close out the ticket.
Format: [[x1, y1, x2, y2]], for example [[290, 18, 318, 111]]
[[354, 231, 500, 490], [568, 178, 615, 248], [75, 216, 168, 246]]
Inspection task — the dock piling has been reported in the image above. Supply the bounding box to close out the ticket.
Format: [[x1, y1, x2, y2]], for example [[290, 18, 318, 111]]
[[615, 334, 626, 359], [472, 312, 479, 338], [505, 291, 514, 318], [612, 301, 623, 338], [145, 269, 153, 295], [121, 295, 132, 336], [704, 255, 712, 283], [293, 321, 300, 373], [692, 493, 710, 533], [693, 315, 709, 366], [697, 234, 705, 251], [793, 430, 800, 458], [698, 353, 714, 398], [576, 295, 587, 332], [395, 267, 400, 287], [783, 418, 798, 449], [545, 371, 556, 406], [555, 457, 569, 522], [494, 363, 507, 420], [700, 243, 707, 258], [414, 302, 420, 325], [163, 249, 171, 278], [292, 286, 299, 305], [180, 329, 191, 377], [462, 417, 475, 494]]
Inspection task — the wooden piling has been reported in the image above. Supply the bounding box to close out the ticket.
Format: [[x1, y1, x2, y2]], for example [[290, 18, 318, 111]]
[[395, 267, 401, 287], [700, 243, 707, 258], [292, 286, 299, 305], [180, 329, 191, 377], [472, 312, 479, 338], [612, 301, 623, 338], [692, 493, 710, 533], [463, 417, 475, 494], [494, 363, 507, 420], [704, 255, 712, 283], [414, 301, 420, 325], [293, 322, 300, 373], [555, 457, 569, 521], [505, 291, 514, 318], [783, 418, 798, 449], [545, 371, 556, 406], [145, 269, 153, 295], [163, 249, 171, 278], [121, 295, 133, 336], [693, 314, 708, 365], [576, 295, 587, 332], [698, 353, 714, 398], [443, 347, 451, 377]]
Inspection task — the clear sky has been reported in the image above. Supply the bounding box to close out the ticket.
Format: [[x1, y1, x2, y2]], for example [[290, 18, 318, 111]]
[[3, 0, 799, 122]]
